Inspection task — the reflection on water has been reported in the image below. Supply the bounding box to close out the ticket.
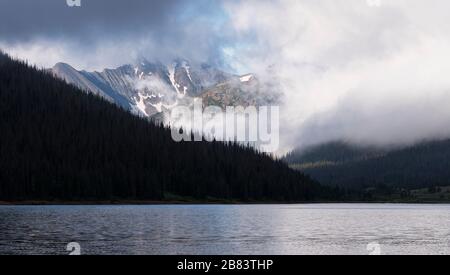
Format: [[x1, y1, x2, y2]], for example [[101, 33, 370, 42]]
[[0, 204, 449, 255]]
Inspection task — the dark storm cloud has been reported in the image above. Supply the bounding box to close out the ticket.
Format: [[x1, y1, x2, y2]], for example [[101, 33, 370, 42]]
[[0, 0, 182, 42], [0, 0, 229, 69]]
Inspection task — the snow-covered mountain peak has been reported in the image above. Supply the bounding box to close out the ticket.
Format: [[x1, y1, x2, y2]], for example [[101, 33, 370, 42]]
[[51, 59, 275, 121]]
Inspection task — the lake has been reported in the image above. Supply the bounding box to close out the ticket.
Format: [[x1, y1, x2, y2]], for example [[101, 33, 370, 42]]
[[0, 204, 449, 255]]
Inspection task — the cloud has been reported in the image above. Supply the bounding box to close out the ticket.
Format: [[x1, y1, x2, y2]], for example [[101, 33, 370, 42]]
[[0, 0, 178, 41], [0, 0, 227, 70], [223, 0, 450, 151], [4, 0, 450, 153]]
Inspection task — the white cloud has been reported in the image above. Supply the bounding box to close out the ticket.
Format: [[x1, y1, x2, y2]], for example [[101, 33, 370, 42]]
[[223, 0, 450, 151], [0, 38, 143, 71]]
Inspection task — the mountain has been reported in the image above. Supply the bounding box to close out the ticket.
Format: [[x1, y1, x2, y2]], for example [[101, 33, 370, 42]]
[[0, 51, 335, 202], [51, 59, 272, 121], [201, 73, 279, 109], [52, 62, 132, 110], [285, 140, 450, 192]]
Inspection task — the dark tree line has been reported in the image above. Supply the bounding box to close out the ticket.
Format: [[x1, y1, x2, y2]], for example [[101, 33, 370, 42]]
[[283, 141, 384, 165], [0, 52, 338, 202], [286, 139, 450, 191]]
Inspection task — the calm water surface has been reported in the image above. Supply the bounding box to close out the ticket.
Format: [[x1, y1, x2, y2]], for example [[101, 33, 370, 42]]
[[1, 204, 449, 255]]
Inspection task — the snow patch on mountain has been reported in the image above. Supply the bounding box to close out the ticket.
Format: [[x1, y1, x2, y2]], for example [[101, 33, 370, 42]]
[[135, 93, 151, 116], [240, 74, 254, 82]]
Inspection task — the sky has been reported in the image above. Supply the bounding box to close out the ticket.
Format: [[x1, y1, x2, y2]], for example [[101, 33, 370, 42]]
[[0, 0, 229, 70], [2, 0, 450, 152]]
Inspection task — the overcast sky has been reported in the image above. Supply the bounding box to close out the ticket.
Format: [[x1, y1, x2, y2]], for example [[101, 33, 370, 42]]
[[2, 0, 450, 152], [0, 0, 229, 70]]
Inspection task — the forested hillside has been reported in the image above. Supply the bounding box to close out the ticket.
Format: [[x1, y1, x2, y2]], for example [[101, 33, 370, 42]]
[[284, 141, 385, 168], [0, 52, 335, 202], [286, 140, 450, 191]]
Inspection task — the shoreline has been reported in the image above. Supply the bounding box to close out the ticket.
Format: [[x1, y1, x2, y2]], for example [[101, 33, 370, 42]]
[[1, 200, 450, 205]]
